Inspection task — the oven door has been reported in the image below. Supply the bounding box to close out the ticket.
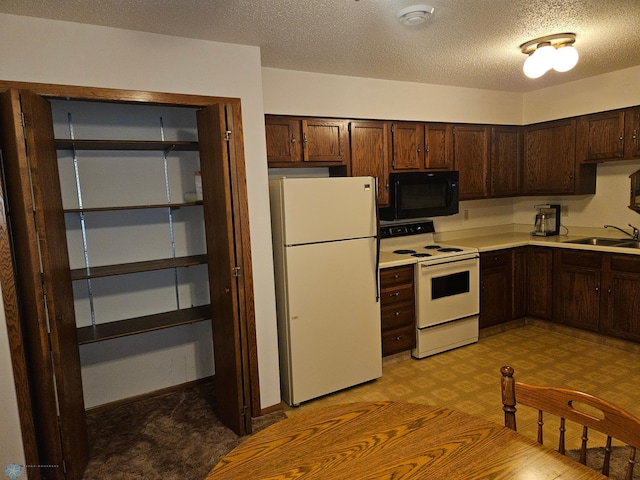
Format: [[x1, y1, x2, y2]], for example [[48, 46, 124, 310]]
[[416, 253, 479, 328]]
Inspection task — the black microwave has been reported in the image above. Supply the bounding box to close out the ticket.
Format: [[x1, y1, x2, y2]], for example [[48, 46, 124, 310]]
[[379, 171, 459, 221]]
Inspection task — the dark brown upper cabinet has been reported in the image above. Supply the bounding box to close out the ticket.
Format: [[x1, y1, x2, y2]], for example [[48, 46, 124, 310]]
[[265, 115, 350, 168], [391, 122, 424, 170], [453, 125, 490, 200], [350, 120, 391, 206], [523, 119, 596, 195], [577, 108, 640, 163], [390, 122, 453, 171], [490, 126, 522, 197]]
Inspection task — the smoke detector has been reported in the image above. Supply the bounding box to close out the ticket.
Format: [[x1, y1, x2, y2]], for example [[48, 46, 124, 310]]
[[396, 4, 434, 26]]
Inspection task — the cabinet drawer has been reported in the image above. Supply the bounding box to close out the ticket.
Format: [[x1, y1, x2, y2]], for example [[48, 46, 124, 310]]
[[381, 301, 415, 331], [382, 325, 415, 357], [610, 254, 640, 274], [380, 265, 414, 288], [558, 249, 602, 268], [380, 284, 414, 306], [481, 250, 509, 267]]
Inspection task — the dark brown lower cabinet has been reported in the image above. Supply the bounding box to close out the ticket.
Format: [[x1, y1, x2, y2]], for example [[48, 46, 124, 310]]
[[511, 247, 528, 319], [480, 250, 512, 328], [553, 249, 601, 332], [527, 247, 554, 319], [380, 265, 416, 356], [480, 247, 528, 329], [601, 254, 640, 342]]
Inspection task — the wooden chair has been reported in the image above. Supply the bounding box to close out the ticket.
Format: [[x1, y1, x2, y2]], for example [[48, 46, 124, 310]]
[[500, 365, 640, 479]]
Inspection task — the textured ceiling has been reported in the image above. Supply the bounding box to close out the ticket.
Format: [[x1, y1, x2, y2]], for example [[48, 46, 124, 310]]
[[2, 0, 640, 92]]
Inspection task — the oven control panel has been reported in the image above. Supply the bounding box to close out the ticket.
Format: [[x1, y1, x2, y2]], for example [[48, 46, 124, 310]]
[[380, 220, 435, 238]]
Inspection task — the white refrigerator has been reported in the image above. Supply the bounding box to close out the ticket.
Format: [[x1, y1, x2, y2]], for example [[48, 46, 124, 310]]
[[269, 176, 382, 406]]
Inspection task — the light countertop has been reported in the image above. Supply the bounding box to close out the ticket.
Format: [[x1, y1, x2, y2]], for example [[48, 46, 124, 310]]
[[379, 227, 640, 269]]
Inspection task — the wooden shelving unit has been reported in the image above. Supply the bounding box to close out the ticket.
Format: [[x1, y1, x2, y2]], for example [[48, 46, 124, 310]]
[[70, 254, 207, 280], [64, 202, 202, 213], [76, 304, 211, 345], [53, 111, 208, 345], [55, 139, 199, 151]]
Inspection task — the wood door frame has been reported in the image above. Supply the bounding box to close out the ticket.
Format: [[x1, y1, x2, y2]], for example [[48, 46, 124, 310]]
[[0, 80, 261, 470]]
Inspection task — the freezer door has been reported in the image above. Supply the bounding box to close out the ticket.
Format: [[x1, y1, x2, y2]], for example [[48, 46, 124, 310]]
[[272, 176, 377, 245], [280, 237, 381, 405]]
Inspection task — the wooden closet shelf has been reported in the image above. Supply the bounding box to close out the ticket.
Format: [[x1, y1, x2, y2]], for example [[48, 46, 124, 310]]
[[70, 254, 208, 280], [55, 139, 199, 152], [76, 304, 211, 345], [64, 201, 203, 213]]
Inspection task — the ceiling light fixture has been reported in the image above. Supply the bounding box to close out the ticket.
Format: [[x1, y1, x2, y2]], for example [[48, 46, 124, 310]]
[[520, 33, 579, 79], [396, 4, 434, 26]]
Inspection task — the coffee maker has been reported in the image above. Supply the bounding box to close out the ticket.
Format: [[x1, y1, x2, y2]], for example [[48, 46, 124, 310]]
[[531, 204, 561, 236]]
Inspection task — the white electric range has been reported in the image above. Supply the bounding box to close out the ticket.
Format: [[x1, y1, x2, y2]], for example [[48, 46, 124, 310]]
[[380, 221, 480, 358]]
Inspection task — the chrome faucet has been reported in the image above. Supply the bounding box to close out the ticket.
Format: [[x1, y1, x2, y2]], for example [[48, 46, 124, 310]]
[[604, 224, 640, 241]]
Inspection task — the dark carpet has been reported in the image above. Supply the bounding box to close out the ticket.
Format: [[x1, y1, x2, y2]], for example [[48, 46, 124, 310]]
[[83, 379, 286, 479], [566, 446, 639, 479]]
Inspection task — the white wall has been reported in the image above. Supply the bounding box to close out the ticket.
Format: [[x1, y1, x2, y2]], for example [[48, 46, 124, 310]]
[[0, 13, 281, 415], [523, 65, 640, 124], [0, 287, 26, 473], [262, 68, 524, 124]]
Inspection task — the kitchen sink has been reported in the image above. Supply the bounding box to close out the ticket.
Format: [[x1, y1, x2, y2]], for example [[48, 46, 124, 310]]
[[563, 237, 639, 248], [614, 240, 640, 249]]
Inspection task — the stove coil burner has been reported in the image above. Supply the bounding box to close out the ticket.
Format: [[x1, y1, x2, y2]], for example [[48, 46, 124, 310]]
[[412, 253, 432, 257], [393, 249, 417, 254], [438, 247, 463, 252], [424, 245, 441, 249]]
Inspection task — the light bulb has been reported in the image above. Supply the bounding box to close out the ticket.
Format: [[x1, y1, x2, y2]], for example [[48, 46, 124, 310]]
[[523, 54, 545, 78], [533, 44, 556, 71], [553, 44, 579, 72], [523, 43, 556, 79]]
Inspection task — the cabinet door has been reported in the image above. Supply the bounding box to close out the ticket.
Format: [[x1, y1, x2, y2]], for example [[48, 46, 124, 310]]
[[480, 250, 512, 328], [198, 103, 254, 435], [302, 118, 349, 164], [391, 122, 424, 170], [527, 247, 553, 319], [0, 89, 88, 479], [577, 110, 624, 162], [491, 126, 521, 197], [602, 255, 640, 342], [624, 108, 640, 160], [350, 121, 390, 205], [523, 119, 578, 194], [265, 115, 302, 164], [424, 123, 452, 170], [453, 125, 490, 200], [512, 247, 528, 319], [553, 250, 601, 332]]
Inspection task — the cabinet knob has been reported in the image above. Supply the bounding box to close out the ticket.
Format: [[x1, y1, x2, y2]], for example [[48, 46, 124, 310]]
[[634, 129, 638, 144], [390, 292, 400, 297], [393, 274, 400, 279], [620, 133, 624, 143], [290, 136, 296, 145], [394, 311, 401, 316], [302, 132, 307, 148]]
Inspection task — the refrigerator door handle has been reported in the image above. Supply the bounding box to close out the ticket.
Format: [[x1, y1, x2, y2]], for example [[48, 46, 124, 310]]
[[375, 177, 381, 302]]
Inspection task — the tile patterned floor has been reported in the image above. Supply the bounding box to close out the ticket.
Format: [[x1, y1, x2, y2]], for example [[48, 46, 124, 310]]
[[283, 323, 640, 450]]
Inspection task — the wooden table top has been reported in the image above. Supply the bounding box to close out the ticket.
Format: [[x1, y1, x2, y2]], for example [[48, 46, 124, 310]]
[[208, 401, 607, 480]]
